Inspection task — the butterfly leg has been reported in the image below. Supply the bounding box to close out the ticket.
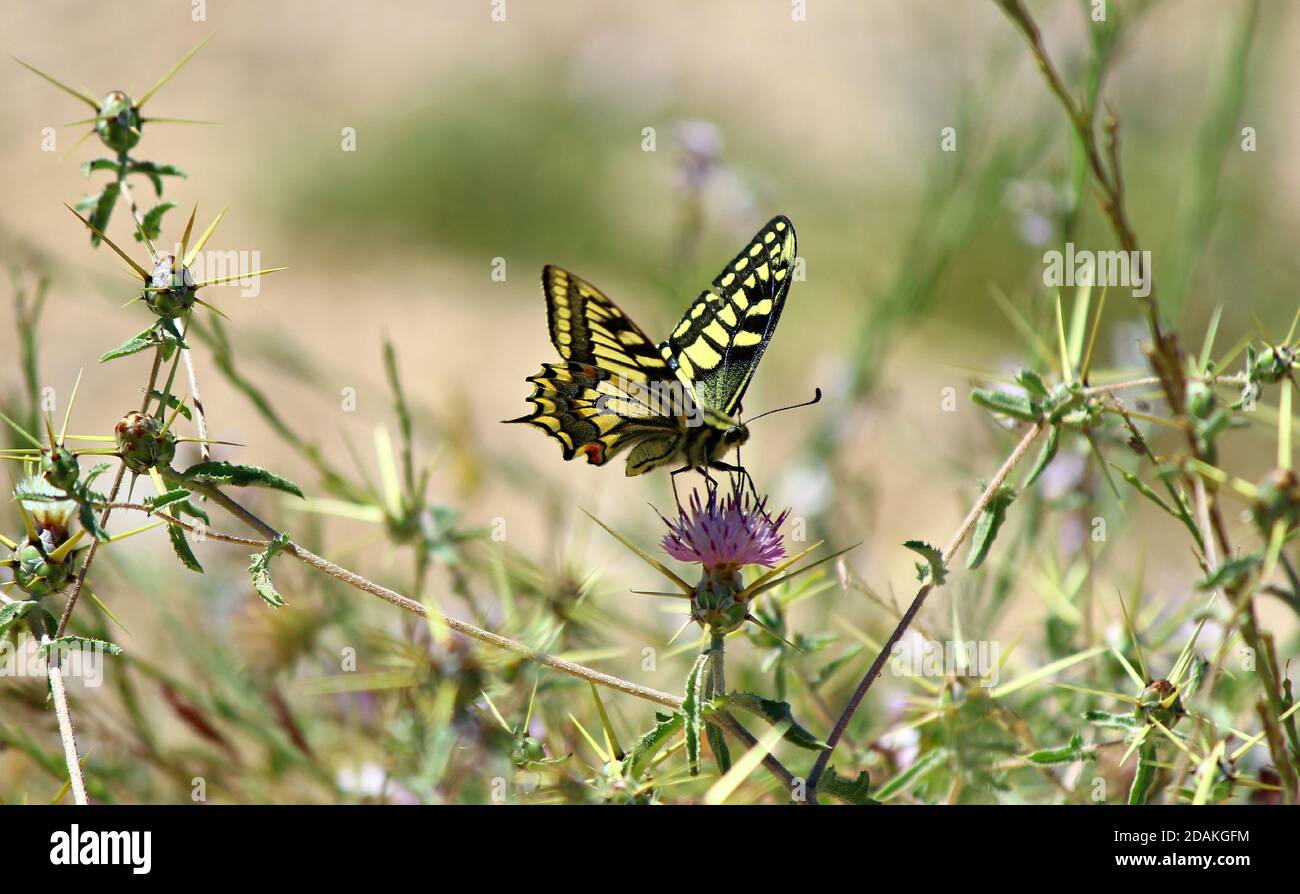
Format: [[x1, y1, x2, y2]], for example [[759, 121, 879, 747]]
[[710, 460, 760, 503], [669, 464, 694, 509]]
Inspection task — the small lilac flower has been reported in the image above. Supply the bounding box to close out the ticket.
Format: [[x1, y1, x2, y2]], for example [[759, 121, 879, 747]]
[[660, 487, 788, 572]]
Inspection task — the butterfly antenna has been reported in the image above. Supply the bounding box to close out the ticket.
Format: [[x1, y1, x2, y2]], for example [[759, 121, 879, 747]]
[[744, 387, 823, 425]]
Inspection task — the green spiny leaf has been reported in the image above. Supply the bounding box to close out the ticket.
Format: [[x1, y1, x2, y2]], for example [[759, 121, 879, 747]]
[[1025, 734, 1096, 765], [628, 712, 683, 778], [146, 488, 191, 512], [971, 387, 1039, 422], [100, 324, 188, 363], [904, 539, 948, 586], [1196, 555, 1262, 591], [87, 181, 121, 245], [167, 522, 203, 573], [80, 157, 122, 180], [249, 533, 292, 607], [705, 722, 732, 775], [125, 160, 187, 196], [182, 461, 304, 498], [967, 485, 1016, 570], [716, 692, 827, 751], [818, 767, 878, 805], [137, 202, 177, 242], [0, 600, 40, 640], [1082, 710, 1141, 730], [683, 652, 709, 777], [1021, 425, 1060, 488], [39, 635, 122, 658]]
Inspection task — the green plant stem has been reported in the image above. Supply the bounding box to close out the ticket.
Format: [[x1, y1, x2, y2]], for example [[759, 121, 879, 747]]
[[806, 420, 1045, 799]]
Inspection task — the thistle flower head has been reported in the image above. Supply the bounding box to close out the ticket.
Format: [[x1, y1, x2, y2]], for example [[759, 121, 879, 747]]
[[660, 486, 788, 572], [16, 476, 77, 549]]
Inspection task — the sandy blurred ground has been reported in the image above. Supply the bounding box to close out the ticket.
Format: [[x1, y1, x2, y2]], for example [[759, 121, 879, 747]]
[[0, 0, 1297, 643]]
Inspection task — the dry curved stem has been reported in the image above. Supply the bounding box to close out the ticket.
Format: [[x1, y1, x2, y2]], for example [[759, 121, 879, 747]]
[[44, 635, 87, 805], [805, 420, 1045, 799]]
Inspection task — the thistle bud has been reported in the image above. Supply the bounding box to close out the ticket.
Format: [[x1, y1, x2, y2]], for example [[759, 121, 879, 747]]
[[1135, 679, 1185, 729], [690, 566, 750, 635], [1251, 469, 1300, 533], [145, 252, 198, 318], [511, 735, 547, 767], [1187, 380, 1216, 419], [1250, 345, 1296, 385], [42, 443, 80, 492], [95, 90, 143, 153], [5, 477, 83, 599], [114, 410, 176, 474]]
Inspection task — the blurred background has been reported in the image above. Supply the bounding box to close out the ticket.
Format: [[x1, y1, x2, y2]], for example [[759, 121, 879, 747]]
[[0, 0, 1296, 804]]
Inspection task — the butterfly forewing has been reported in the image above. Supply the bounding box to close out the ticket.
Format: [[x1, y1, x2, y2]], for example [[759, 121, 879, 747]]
[[510, 267, 688, 469], [660, 216, 796, 415], [542, 265, 672, 384]]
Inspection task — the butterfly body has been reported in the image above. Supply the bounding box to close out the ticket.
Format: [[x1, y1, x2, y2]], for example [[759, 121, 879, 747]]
[[508, 216, 796, 477]]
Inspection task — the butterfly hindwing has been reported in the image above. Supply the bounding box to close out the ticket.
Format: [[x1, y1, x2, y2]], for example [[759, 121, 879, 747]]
[[509, 268, 686, 471], [660, 216, 796, 415]]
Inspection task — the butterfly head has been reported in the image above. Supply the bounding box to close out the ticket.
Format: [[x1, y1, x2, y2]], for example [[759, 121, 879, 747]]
[[722, 423, 749, 449]]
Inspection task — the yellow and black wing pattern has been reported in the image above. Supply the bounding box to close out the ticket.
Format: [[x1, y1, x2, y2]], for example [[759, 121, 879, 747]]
[[507, 265, 684, 468], [659, 216, 797, 416]]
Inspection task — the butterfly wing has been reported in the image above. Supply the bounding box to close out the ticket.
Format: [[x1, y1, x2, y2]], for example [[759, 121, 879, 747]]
[[508, 266, 687, 473], [659, 216, 796, 416]]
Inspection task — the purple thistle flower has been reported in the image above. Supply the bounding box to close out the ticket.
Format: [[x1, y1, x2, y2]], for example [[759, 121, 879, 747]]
[[660, 487, 788, 571]]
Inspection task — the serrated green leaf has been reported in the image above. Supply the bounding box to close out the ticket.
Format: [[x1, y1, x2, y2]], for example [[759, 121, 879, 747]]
[[80, 157, 122, 179], [875, 748, 948, 801], [126, 160, 187, 196], [77, 498, 111, 542], [100, 324, 188, 363], [967, 485, 1017, 570], [146, 389, 191, 419], [173, 499, 209, 525], [1082, 709, 1141, 730], [167, 522, 203, 573], [971, 388, 1040, 422], [182, 461, 304, 498], [1015, 368, 1050, 398], [683, 652, 709, 777], [137, 202, 176, 242], [628, 712, 683, 778], [1022, 425, 1060, 488], [39, 635, 122, 658], [147, 489, 191, 511], [904, 540, 948, 586], [1025, 734, 1095, 765], [248, 533, 291, 607], [706, 722, 732, 774], [819, 767, 878, 805], [1196, 555, 1262, 591], [717, 692, 827, 751], [0, 600, 41, 640]]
